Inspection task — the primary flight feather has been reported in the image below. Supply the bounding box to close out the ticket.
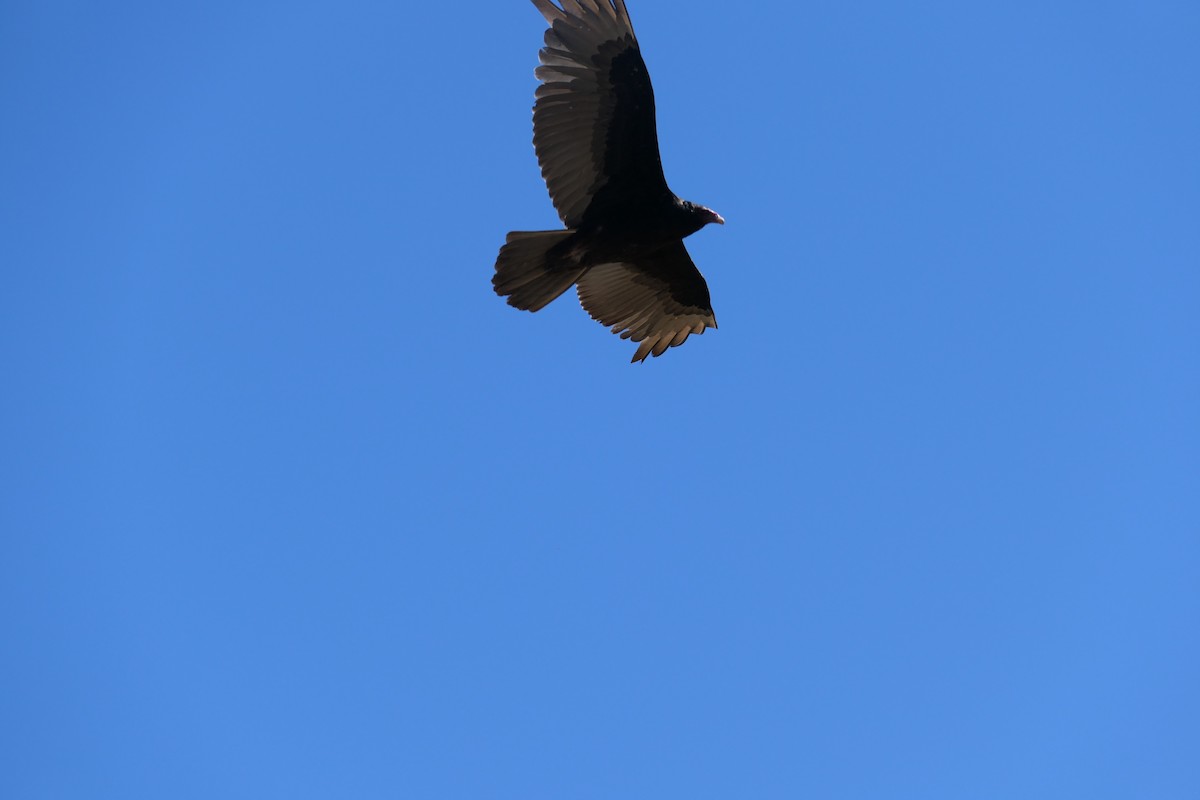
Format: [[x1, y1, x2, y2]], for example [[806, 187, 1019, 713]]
[[493, 0, 723, 363]]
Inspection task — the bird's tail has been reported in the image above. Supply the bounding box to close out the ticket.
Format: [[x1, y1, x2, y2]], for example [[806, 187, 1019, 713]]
[[493, 230, 585, 312]]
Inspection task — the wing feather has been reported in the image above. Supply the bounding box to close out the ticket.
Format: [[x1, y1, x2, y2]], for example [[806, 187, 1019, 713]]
[[575, 242, 716, 362], [529, 0, 666, 227]]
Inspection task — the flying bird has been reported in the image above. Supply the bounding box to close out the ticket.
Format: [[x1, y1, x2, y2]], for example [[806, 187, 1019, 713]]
[[492, 0, 723, 363]]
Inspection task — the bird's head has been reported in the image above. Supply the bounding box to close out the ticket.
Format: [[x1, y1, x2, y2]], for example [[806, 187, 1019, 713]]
[[683, 200, 725, 229]]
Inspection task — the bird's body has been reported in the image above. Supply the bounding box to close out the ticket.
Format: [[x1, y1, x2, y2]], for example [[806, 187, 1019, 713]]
[[493, 0, 722, 362], [556, 197, 715, 265]]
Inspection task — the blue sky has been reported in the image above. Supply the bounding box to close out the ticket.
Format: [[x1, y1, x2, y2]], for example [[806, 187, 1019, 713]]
[[2, 1, 1198, 797]]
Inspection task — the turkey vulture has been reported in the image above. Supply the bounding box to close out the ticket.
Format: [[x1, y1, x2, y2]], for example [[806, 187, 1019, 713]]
[[492, 0, 723, 363]]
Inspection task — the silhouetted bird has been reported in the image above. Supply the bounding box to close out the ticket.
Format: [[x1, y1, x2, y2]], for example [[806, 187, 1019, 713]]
[[493, 0, 723, 362]]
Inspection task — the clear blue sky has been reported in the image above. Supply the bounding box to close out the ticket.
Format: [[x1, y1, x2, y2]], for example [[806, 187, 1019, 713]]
[[2, 1, 1198, 797]]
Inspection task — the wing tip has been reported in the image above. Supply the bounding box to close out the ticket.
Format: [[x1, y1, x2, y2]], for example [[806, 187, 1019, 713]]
[[530, 0, 566, 25], [532, 0, 636, 39]]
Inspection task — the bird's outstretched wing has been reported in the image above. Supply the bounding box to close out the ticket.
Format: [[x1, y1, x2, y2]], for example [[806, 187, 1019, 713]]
[[530, 0, 669, 228], [575, 241, 716, 362]]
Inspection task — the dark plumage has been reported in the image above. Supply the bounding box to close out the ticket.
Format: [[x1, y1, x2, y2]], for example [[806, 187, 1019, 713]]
[[493, 0, 723, 363]]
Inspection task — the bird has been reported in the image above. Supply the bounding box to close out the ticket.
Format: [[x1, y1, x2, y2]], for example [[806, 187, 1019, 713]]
[[492, 0, 723, 363]]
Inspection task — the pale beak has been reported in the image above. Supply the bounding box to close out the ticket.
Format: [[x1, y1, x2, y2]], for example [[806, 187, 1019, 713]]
[[712, 212, 725, 225]]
